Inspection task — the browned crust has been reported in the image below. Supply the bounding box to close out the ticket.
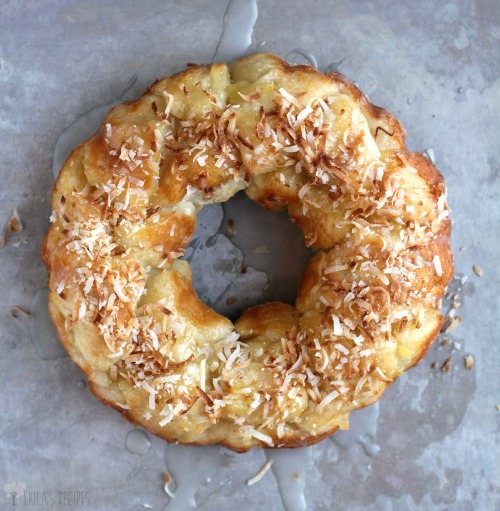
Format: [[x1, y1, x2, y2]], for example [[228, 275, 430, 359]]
[[407, 313, 444, 369], [87, 378, 337, 453], [51, 283, 384, 453]]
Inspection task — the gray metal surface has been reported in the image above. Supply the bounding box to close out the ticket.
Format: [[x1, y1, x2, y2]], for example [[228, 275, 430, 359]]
[[0, 1, 498, 510]]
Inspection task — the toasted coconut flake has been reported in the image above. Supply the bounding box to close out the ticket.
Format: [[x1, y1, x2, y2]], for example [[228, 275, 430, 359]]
[[155, 374, 181, 384], [359, 349, 373, 357], [464, 355, 474, 370], [325, 264, 348, 274], [196, 385, 214, 406], [163, 471, 175, 498], [159, 401, 186, 427], [128, 176, 145, 187], [441, 357, 452, 373], [442, 316, 462, 334], [245, 426, 274, 447], [238, 92, 251, 101], [278, 87, 300, 106], [295, 106, 313, 124], [375, 367, 392, 382], [113, 280, 131, 303], [225, 343, 242, 372], [423, 147, 435, 163], [318, 389, 339, 410], [141, 381, 158, 410], [164, 93, 174, 118], [374, 267, 390, 286], [334, 343, 349, 355], [107, 349, 124, 359], [433, 255, 443, 277], [298, 182, 312, 199], [354, 375, 368, 395], [56, 281, 66, 295], [247, 459, 274, 486], [472, 264, 483, 277], [331, 315, 344, 337], [1, 209, 23, 249]]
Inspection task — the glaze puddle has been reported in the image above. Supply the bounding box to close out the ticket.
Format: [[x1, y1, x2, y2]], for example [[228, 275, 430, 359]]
[[52, 75, 137, 179], [283, 49, 348, 76], [423, 147, 436, 164], [330, 402, 381, 457], [325, 57, 347, 74], [284, 48, 318, 68], [266, 448, 313, 511], [213, 0, 258, 63], [126, 429, 152, 456], [29, 287, 67, 360], [163, 445, 234, 510]]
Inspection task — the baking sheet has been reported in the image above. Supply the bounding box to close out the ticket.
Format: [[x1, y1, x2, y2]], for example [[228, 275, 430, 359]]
[[0, 1, 498, 510]]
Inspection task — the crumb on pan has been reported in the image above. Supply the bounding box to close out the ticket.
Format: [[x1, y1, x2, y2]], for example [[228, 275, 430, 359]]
[[0, 209, 23, 249], [441, 316, 462, 334], [10, 305, 31, 318], [226, 218, 235, 237], [441, 357, 452, 373], [464, 355, 474, 370], [472, 264, 483, 277], [163, 471, 174, 497]]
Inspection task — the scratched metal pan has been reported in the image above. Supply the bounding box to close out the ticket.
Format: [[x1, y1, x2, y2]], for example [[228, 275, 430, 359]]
[[0, 1, 497, 510]]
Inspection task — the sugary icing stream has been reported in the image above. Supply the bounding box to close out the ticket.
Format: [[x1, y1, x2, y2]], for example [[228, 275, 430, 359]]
[[330, 402, 381, 457], [29, 287, 67, 360], [213, 0, 258, 63], [126, 429, 152, 456], [266, 448, 313, 511], [163, 444, 234, 510], [284, 48, 318, 68], [52, 75, 137, 180], [324, 57, 346, 74]]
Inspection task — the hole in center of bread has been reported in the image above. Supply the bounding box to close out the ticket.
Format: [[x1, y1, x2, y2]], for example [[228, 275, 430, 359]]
[[186, 191, 313, 321]]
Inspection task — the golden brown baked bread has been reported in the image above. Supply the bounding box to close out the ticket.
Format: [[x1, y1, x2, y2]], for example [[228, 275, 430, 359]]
[[43, 53, 453, 451]]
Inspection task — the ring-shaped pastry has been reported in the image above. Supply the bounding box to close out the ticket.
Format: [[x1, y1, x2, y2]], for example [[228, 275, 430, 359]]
[[43, 54, 453, 451]]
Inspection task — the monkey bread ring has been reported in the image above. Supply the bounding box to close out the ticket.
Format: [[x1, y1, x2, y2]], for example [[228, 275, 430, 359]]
[[43, 54, 453, 451]]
